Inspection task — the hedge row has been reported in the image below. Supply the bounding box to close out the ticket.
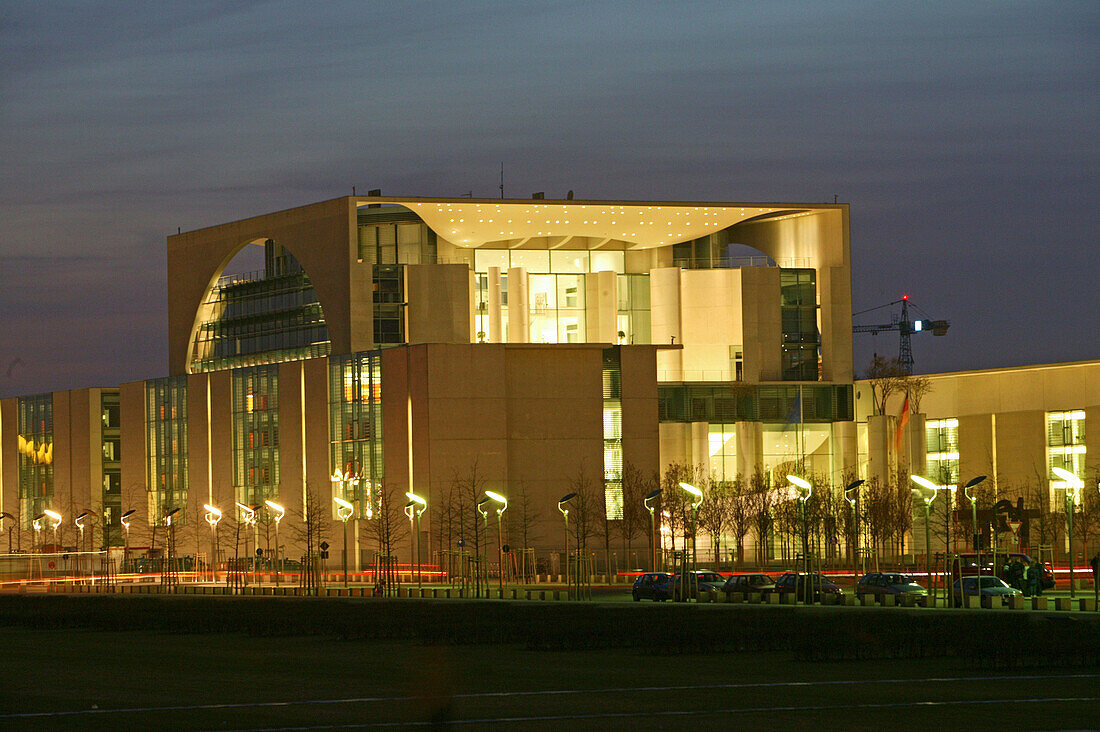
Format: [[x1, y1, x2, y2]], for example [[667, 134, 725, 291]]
[[0, 594, 1096, 668]]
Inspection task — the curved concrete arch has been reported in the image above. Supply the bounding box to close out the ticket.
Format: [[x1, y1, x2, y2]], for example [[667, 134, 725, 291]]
[[168, 197, 357, 375], [182, 237, 334, 373]]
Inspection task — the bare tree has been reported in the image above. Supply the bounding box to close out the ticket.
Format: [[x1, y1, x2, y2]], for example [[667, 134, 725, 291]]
[[619, 462, 651, 569], [363, 481, 410, 595], [566, 462, 602, 556], [746, 467, 775, 566], [726, 474, 751, 566], [507, 480, 541, 581], [865, 355, 908, 416], [906, 375, 933, 413], [698, 476, 730, 566], [290, 482, 331, 594]]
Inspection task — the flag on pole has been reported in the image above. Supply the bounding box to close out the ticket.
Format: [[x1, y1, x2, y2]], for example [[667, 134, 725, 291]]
[[784, 391, 802, 429], [895, 395, 910, 451]]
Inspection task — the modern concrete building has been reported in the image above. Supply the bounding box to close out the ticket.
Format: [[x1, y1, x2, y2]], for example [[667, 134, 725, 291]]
[[856, 360, 1100, 560], [2, 194, 862, 569]]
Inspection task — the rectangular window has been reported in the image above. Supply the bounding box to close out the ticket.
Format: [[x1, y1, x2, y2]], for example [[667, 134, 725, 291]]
[[926, 418, 959, 487], [1047, 410, 1085, 504]]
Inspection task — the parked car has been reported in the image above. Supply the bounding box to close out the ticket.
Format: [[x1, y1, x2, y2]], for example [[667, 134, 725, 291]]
[[672, 571, 726, 600], [773, 572, 844, 601], [856, 572, 928, 598], [722, 573, 776, 596], [952, 575, 1022, 607], [632, 572, 674, 602], [952, 552, 1055, 590]]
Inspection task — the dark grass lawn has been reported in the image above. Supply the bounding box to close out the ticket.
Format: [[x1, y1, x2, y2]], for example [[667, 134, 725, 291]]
[[0, 628, 1097, 730]]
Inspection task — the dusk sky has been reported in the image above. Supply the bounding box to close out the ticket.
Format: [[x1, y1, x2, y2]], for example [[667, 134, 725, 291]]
[[1, 1, 1097, 398]]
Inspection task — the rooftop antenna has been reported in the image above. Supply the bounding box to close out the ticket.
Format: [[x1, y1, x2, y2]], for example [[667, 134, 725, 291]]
[[566, 190, 574, 200], [833, 194, 837, 204], [352, 186, 356, 195], [500, 163, 504, 199]]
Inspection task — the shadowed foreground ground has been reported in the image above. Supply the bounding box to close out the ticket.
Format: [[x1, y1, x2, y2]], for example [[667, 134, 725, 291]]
[[1, 627, 1098, 730]]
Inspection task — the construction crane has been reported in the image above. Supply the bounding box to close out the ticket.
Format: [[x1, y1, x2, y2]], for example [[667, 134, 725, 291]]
[[853, 295, 949, 373]]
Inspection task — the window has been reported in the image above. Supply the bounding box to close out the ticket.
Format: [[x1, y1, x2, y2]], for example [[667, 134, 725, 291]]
[[1047, 410, 1085, 504], [926, 418, 959, 487]]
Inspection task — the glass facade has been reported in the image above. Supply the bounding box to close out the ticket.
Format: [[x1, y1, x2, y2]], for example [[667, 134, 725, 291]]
[[328, 352, 384, 517], [603, 348, 623, 520], [926, 418, 960, 487], [780, 268, 820, 381], [101, 391, 121, 535], [357, 208, 437, 265], [529, 274, 585, 343], [657, 383, 852, 423], [146, 377, 188, 523], [17, 394, 53, 527], [373, 265, 406, 344], [191, 241, 331, 372], [232, 365, 280, 507], [616, 274, 651, 345], [1047, 410, 1085, 503]]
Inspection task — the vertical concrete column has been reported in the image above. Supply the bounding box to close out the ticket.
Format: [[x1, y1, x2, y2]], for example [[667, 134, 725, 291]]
[[507, 267, 528, 343], [649, 267, 682, 380], [867, 414, 895, 487], [736, 421, 763, 478], [903, 414, 927, 479], [585, 270, 618, 343], [487, 267, 502, 343], [833, 420, 858, 479], [690, 422, 709, 473]]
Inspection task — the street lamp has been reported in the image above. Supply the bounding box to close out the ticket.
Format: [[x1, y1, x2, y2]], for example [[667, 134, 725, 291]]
[[334, 496, 354, 587], [644, 488, 663, 572], [76, 510, 90, 579], [43, 509, 62, 554], [236, 502, 258, 585], [678, 482, 703, 601], [557, 493, 577, 596], [787, 476, 814, 603], [0, 512, 14, 553], [264, 500, 285, 587], [203, 504, 222, 583], [405, 492, 427, 589], [476, 497, 491, 596], [164, 508, 181, 588], [1052, 466, 1083, 599], [844, 480, 865, 575], [32, 514, 45, 552], [485, 491, 508, 594], [120, 509, 135, 573], [911, 475, 939, 601], [962, 475, 987, 551]]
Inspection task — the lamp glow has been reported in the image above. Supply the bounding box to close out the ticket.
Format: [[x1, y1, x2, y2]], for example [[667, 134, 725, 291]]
[[43, 509, 62, 529], [264, 500, 285, 521], [678, 482, 703, 507], [485, 490, 508, 513]]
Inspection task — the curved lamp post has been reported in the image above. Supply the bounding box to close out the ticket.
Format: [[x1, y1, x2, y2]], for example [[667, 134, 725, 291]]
[[644, 488, 663, 572], [264, 500, 285, 586], [1052, 466, 1083, 599], [203, 504, 222, 583], [678, 482, 703, 600], [44, 509, 62, 558], [334, 496, 354, 587], [75, 510, 90, 579], [485, 491, 508, 594], [32, 514, 45, 553], [475, 497, 491, 596], [120, 509, 135, 573], [406, 492, 427, 589], [844, 479, 865, 574], [557, 493, 577, 596], [787, 475, 813, 603], [235, 502, 258, 585], [911, 475, 939, 600]]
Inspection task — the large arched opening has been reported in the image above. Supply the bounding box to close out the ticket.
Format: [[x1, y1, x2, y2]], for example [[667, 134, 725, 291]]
[[186, 238, 332, 373]]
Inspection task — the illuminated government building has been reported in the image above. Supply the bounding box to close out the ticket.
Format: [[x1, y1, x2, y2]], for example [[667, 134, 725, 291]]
[[0, 194, 1093, 567]]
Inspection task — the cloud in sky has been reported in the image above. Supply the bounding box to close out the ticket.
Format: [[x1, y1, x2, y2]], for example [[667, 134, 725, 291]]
[[1, 0, 1097, 396]]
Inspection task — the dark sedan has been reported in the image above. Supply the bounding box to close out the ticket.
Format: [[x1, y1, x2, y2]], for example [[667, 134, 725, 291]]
[[773, 572, 844, 602], [672, 571, 726, 600], [632, 572, 674, 601], [722, 573, 776, 596], [952, 576, 1022, 607], [856, 572, 928, 598]]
